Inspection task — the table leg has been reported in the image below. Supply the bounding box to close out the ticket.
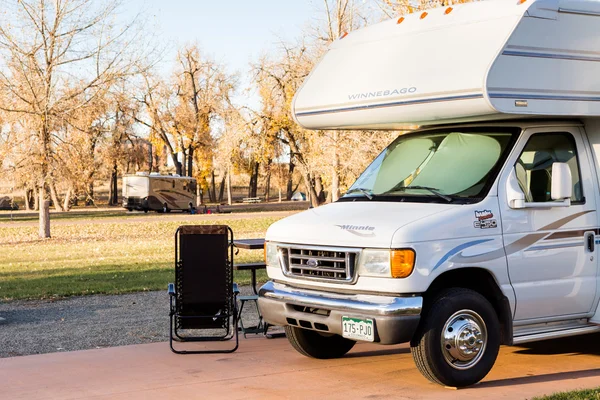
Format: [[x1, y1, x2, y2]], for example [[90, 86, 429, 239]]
[[251, 269, 258, 295]]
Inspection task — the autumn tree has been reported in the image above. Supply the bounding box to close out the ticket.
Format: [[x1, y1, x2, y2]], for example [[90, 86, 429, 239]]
[[253, 41, 327, 207], [311, 0, 374, 201], [137, 72, 183, 175], [172, 45, 236, 179], [0, 0, 148, 238]]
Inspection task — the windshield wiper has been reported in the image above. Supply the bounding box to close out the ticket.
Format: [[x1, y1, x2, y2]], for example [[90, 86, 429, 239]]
[[391, 186, 453, 202], [345, 187, 374, 200]]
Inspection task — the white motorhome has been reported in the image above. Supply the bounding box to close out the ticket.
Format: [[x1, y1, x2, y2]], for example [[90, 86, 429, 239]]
[[258, 0, 600, 387], [122, 173, 197, 213]]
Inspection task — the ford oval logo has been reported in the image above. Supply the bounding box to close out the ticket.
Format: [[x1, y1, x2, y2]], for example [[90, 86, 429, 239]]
[[307, 258, 319, 268]]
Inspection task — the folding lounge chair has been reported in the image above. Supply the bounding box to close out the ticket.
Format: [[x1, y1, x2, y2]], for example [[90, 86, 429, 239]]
[[168, 225, 239, 354]]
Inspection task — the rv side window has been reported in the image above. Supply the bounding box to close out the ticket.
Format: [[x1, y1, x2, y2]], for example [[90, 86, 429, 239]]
[[515, 132, 583, 203]]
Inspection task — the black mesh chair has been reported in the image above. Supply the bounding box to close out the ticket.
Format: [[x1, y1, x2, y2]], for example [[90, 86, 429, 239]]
[[168, 225, 239, 354]]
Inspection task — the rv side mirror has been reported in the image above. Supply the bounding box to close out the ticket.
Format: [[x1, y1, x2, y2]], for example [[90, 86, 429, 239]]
[[506, 168, 525, 209], [551, 162, 572, 200]]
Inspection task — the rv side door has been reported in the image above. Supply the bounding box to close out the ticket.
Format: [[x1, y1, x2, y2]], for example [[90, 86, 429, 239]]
[[498, 126, 598, 322]]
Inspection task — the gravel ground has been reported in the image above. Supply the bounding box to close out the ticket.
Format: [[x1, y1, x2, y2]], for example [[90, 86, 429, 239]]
[[0, 286, 264, 358]]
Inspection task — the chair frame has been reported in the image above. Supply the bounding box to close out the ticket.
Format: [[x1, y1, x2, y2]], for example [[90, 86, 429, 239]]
[[169, 225, 239, 354]]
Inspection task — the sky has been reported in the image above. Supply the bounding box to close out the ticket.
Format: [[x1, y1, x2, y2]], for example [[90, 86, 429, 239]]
[[124, 0, 323, 108]]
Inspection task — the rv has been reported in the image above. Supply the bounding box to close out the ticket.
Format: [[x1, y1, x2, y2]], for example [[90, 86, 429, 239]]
[[258, 0, 600, 388], [122, 173, 197, 213]]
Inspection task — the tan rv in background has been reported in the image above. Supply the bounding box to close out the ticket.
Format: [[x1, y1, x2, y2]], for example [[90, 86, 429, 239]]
[[122, 173, 197, 213]]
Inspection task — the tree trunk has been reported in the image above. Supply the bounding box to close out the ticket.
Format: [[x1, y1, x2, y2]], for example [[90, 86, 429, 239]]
[[286, 161, 295, 200], [209, 171, 216, 203], [226, 166, 232, 205], [248, 161, 259, 198], [181, 146, 187, 176], [218, 174, 226, 203], [331, 131, 340, 202], [25, 189, 32, 211], [85, 180, 95, 206], [39, 185, 50, 238], [153, 150, 160, 173], [278, 188, 282, 203], [171, 152, 182, 175], [49, 181, 64, 212], [33, 185, 39, 211], [148, 143, 153, 173], [264, 160, 272, 202], [63, 187, 72, 211], [197, 184, 202, 206], [302, 173, 320, 208], [315, 176, 326, 205], [109, 163, 118, 206], [187, 146, 194, 177], [284, 129, 317, 206]]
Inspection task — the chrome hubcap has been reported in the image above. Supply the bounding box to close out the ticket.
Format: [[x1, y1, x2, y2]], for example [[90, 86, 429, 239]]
[[441, 310, 487, 370]]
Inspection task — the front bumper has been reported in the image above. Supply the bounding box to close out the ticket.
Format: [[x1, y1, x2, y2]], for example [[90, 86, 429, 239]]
[[258, 281, 422, 344]]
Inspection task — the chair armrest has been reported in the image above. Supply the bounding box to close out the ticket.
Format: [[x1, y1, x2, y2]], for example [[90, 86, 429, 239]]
[[168, 283, 175, 296]]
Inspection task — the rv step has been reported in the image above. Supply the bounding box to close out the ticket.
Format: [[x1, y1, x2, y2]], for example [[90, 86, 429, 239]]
[[513, 325, 600, 345]]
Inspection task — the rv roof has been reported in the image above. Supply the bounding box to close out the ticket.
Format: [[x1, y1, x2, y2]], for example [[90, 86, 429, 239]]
[[125, 174, 195, 180], [293, 0, 600, 130]]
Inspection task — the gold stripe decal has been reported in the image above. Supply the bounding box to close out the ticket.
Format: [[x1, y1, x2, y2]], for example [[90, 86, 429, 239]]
[[448, 211, 594, 264]]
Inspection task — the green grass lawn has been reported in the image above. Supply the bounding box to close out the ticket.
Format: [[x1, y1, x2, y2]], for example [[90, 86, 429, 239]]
[[534, 388, 600, 400], [0, 216, 283, 300]]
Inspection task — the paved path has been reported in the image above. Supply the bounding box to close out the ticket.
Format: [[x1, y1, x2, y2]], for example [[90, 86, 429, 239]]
[[2, 334, 600, 399]]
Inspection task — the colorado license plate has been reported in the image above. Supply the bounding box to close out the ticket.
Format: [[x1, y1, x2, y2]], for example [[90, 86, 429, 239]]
[[342, 316, 374, 342]]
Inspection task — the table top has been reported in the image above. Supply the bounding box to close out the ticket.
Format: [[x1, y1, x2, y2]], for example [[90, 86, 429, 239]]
[[233, 238, 265, 250], [233, 262, 267, 271]]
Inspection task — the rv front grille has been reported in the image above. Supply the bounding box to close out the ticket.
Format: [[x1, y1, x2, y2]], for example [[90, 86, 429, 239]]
[[280, 245, 358, 283]]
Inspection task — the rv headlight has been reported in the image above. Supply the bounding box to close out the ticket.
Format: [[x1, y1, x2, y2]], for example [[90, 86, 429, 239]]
[[358, 250, 391, 277], [358, 249, 415, 278], [264, 242, 280, 268]]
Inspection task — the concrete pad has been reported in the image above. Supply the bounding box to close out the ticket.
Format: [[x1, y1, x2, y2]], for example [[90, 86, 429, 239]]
[[2, 334, 600, 400]]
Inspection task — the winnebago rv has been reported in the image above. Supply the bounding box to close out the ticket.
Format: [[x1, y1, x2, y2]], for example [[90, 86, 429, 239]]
[[258, 0, 600, 388], [122, 173, 197, 213]]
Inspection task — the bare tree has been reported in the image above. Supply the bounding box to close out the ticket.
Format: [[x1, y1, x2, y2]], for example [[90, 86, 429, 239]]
[[0, 0, 148, 238], [253, 42, 323, 207], [172, 44, 236, 179]]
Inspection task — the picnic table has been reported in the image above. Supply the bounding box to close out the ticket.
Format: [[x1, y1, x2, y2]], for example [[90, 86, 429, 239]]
[[232, 238, 283, 337], [242, 197, 262, 203], [233, 238, 266, 295]]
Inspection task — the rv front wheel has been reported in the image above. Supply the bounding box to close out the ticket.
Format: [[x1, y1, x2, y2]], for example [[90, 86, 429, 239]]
[[284, 326, 355, 359], [410, 288, 500, 388]]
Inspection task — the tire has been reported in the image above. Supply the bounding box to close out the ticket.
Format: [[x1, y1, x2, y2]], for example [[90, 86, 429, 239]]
[[285, 326, 356, 359], [410, 288, 500, 388]]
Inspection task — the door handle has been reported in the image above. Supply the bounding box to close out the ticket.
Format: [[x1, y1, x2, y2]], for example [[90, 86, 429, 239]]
[[585, 231, 595, 253]]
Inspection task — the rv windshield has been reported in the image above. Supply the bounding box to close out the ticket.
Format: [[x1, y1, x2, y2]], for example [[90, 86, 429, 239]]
[[343, 128, 518, 203]]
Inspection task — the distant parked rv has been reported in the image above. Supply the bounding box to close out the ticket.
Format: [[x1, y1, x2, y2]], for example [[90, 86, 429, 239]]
[[122, 173, 197, 213]]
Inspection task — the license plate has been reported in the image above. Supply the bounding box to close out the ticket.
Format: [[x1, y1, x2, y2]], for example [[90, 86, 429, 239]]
[[342, 316, 374, 342]]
